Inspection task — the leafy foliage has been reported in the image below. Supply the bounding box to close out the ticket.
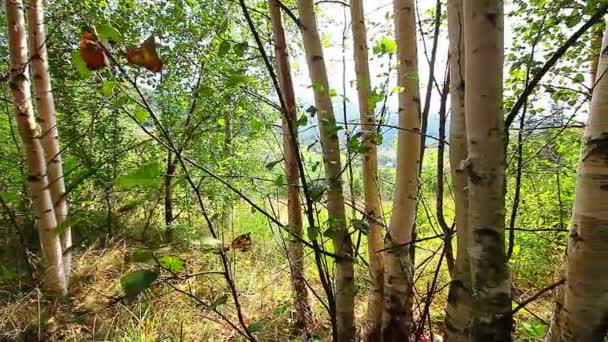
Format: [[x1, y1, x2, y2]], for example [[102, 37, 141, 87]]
[[121, 269, 159, 298]]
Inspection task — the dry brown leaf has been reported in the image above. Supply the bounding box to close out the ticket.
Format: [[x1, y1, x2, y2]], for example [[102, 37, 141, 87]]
[[79, 31, 109, 71], [125, 34, 164, 73]]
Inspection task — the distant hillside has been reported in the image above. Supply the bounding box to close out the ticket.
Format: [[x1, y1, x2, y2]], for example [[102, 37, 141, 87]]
[[296, 97, 441, 167]]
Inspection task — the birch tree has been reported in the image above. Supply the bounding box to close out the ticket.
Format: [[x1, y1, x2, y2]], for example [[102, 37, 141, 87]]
[[296, 1, 355, 340], [464, 0, 512, 339], [382, 0, 421, 339], [27, 0, 72, 281], [5, 0, 67, 296], [349, 0, 384, 339], [444, 0, 473, 340], [267, 0, 313, 334], [546, 26, 608, 342]]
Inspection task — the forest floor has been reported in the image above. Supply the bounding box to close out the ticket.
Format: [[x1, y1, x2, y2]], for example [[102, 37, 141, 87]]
[[0, 204, 554, 341]]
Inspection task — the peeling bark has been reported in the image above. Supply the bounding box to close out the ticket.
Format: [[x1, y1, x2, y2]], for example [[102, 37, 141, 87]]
[[444, 1, 473, 339], [464, 0, 512, 340], [5, 0, 67, 296], [546, 26, 608, 342], [382, 0, 421, 339], [27, 0, 71, 282]]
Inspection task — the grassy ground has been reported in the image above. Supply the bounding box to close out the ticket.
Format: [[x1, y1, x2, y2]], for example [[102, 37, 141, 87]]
[[0, 202, 556, 341]]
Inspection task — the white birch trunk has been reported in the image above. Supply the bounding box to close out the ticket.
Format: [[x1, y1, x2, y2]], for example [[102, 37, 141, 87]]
[[546, 26, 608, 342], [27, 0, 71, 282], [382, 0, 421, 339], [444, 0, 473, 340], [349, 0, 384, 339], [463, 0, 512, 339], [5, 0, 67, 296], [297, 0, 355, 340]]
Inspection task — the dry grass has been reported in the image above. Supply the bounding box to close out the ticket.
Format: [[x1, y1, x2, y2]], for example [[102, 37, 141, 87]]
[[0, 206, 556, 341], [0, 233, 342, 341]]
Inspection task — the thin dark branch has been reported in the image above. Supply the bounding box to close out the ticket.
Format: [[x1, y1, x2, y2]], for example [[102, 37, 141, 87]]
[[512, 279, 565, 314], [505, 3, 608, 129]]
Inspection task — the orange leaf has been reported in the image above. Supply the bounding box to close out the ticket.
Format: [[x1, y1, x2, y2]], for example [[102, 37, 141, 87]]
[[125, 35, 164, 73], [230, 233, 252, 252], [79, 31, 109, 71]]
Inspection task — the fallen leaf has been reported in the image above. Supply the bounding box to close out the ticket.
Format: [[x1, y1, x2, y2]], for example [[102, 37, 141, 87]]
[[230, 232, 252, 252], [79, 31, 109, 71], [125, 34, 164, 73]]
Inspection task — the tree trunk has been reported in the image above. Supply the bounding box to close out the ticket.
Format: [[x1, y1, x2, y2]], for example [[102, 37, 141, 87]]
[[444, 0, 473, 340], [590, 25, 604, 88], [349, 0, 384, 339], [546, 26, 608, 342], [5, 0, 67, 296], [164, 151, 175, 242], [268, 1, 313, 335], [382, 0, 421, 340], [464, 1, 512, 340], [27, 0, 71, 282], [297, 0, 355, 340]]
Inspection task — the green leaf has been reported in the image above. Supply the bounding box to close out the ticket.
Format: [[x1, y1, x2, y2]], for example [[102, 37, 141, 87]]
[[71, 50, 92, 78], [328, 89, 337, 97], [368, 89, 384, 109], [247, 322, 266, 333], [371, 132, 384, 145], [265, 159, 282, 170], [218, 40, 231, 57], [117, 162, 161, 189], [227, 71, 250, 86], [135, 108, 150, 123], [309, 179, 326, 202], [274, 174, 285, 187], [373, 37, 396, 55], [323, 226, 336, 239], [0, 191, 19, 205], [199, 85, 213, 97], [209, 295, 228, 310], [512, 244, 521, 256], [117, 95, 131, 106], [573, 73, 585, 83], [307, 225, 319, 240], [101, 81, 115, 97], [310, 82, 324, 92], [274, 305, 288, 315], [129, 249, 155, 263], [158, 255, 185, 273], [120, 269, 159, 298], [347, 133, 364, 153], [97, 22, 123, 43], [296, 114, 308, 127], [217, 19, 229, 35], [233, 42, 248, 55]]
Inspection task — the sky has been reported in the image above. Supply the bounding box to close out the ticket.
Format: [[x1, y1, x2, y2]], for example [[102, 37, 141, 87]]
[[288, 0, 516, 126], [290, 0, 448, 122]]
